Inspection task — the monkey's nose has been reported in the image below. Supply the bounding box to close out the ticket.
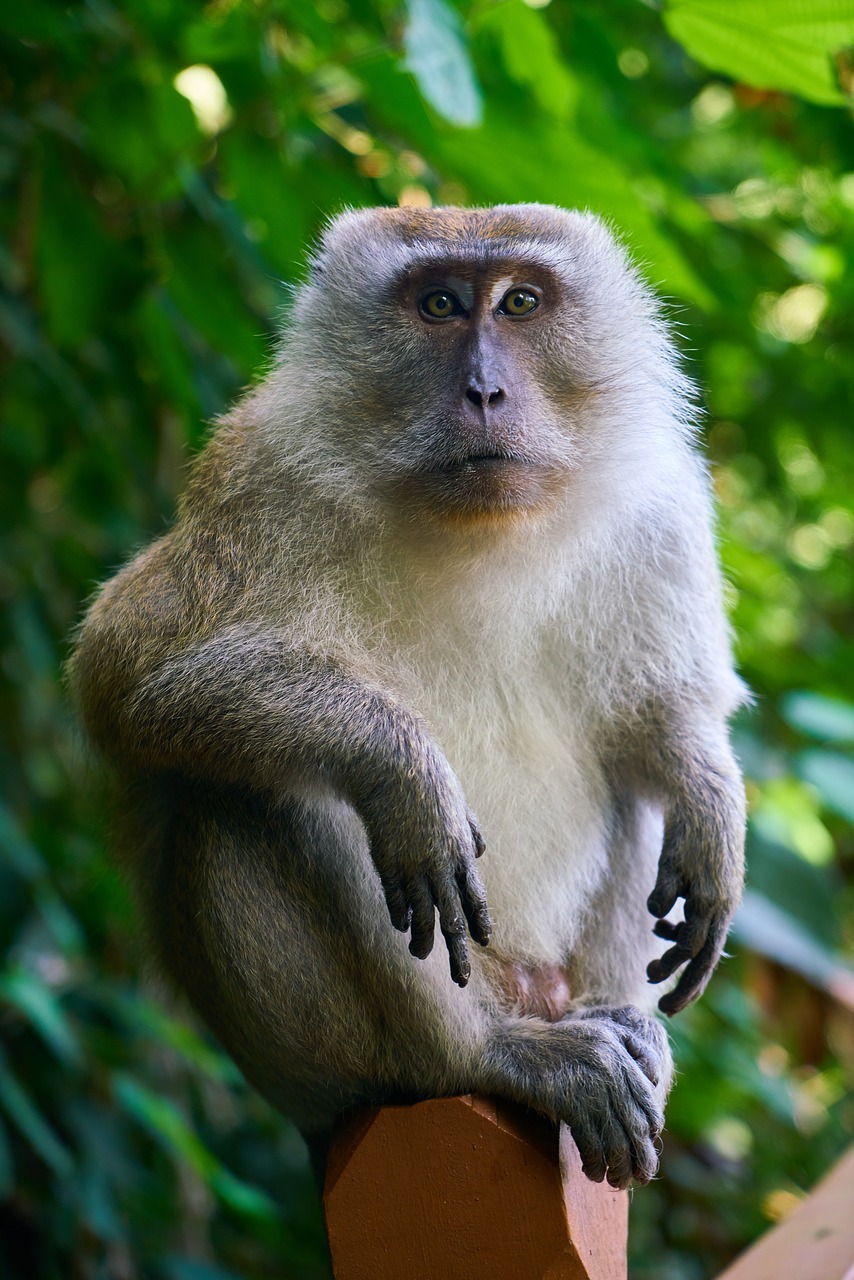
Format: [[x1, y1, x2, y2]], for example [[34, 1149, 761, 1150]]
[[465, 385, 505, 409]]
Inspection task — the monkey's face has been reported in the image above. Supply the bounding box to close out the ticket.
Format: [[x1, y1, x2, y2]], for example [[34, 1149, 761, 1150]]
[[287, 205, 676, 529], [379, 252, 583, 525]]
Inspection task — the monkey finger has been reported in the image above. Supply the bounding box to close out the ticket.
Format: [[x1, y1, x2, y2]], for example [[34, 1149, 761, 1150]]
[[647, 860, 687, 920], [407, 878, 437, 961], [647, 904, 712, 980], [657, 924, 725, 1015], [455, 864, 492, 947], [604, 1130, 635, 1191], [652, 919, 680, 941], [431, 877, 473, 985], [647, 930, 706, 983], [677, 903, 714, 954], [382, 880, 412, 933], [443, 926, 472, 987], [572, 1123, 607, 1184]]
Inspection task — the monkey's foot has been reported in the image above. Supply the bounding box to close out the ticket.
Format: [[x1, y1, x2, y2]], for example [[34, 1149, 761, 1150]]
[[569, 1004, 672, 1095], [485, 1014, 665, 1189]]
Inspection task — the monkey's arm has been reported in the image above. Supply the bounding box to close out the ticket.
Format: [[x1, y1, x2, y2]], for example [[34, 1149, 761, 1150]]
[[70, 549, 491, 985], [615, 704, 746, 1016]]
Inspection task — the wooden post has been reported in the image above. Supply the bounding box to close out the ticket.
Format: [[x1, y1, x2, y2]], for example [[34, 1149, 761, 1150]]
[[323, 1095, 628, 1280]]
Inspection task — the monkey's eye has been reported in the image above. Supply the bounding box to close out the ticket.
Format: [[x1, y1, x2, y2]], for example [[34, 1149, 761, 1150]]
[[498, 288, 539, 318], [419, 290, 465, 320]]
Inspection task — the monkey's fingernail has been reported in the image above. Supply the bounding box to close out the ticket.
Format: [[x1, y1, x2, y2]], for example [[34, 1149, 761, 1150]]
[[647, 960, 666, 982]]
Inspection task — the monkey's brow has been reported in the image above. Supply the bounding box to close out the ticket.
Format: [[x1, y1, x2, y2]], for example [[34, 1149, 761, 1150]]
[[388, 252, 564, 291]]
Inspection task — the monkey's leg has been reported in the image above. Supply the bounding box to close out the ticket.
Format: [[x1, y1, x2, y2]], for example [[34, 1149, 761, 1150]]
[[140, 784, 665, 1189], [141, 780, 488, 1132]]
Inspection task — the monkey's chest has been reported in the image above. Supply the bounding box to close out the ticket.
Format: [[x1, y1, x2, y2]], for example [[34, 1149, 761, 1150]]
[[412, 666, 612, 965]]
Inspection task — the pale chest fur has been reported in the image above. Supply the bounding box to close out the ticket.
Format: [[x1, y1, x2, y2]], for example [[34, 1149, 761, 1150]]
[[387, 619, 615, 967]]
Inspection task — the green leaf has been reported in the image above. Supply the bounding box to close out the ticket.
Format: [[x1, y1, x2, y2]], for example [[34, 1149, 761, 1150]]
[[162, 1259, 246, 1280], [781, 690, 854, 742], [0, 970, 83, 1066], [209, 1168, 278, 1220], [36, 887, 87, 956], [112, 1075, 214, 1178], [0, 0, 68, 41], [76, 1163, 125, 1242], [798, 748, 854, 824], [733, 889, 854, 1004], [0, 798, 45, 881], [403, 0, 483, 127], [663, 0, 854, 106], [474, 0, 578, 121], [101, 986, 242, 1082], [0, 1046, 74, 1176], [36, 153, 127, 348], [217, 134, 309, 280], [0, 1114, 14, 1198], [114, 1075, 278, 1221]]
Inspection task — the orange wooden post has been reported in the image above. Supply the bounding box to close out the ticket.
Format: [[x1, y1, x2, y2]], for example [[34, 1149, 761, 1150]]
[[713, 1143, 854, 1280], [323, 1095, 628, 1280]]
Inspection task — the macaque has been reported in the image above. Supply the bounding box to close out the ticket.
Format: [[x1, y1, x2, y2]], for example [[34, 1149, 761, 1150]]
[[70, 205, 746, 1190]]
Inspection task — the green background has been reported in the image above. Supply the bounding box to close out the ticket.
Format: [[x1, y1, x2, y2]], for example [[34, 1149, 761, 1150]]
[[2, 1, 854, 1276]]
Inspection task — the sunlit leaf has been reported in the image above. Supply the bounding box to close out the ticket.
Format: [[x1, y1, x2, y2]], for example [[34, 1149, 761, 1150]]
[[664, 0, 854, 105], [750, 775, 835, 865], [403, 0, 483, 127]]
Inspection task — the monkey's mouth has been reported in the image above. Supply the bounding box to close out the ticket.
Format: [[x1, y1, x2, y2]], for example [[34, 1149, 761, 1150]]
[[436, 453, 525, 473], [398, 453, 570, 523]]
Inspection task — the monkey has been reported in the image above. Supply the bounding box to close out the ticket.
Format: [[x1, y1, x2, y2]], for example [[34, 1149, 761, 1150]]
[[69, 204, 746, 1193]]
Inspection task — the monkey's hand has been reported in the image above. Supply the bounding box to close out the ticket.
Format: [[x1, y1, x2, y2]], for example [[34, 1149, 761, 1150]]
[[646, 778, 745, 1016], [359, 752, 492, 987]]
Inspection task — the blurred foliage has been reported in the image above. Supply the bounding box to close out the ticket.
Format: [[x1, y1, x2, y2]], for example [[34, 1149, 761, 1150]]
[[2, 0, 854, 1277]]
